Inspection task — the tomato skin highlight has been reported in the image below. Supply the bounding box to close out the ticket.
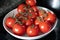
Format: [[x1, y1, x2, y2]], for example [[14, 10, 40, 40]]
[[39, 22, 51, 33], [26, 0, 36, 6], [5, 17, 16, 29], [12, 23, 26, 36]]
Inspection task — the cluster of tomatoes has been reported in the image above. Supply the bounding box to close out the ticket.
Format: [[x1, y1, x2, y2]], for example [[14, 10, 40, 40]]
[[5, 0, 56, 37]]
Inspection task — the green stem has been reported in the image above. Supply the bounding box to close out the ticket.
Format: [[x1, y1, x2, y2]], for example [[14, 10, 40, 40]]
[[31, 24, 34, 28]]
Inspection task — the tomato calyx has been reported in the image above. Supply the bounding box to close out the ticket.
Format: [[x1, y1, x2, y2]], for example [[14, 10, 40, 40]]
[[39, 9, 48, 18], [23, 16, 28, 20], [37, 17, 44, 22], [31, 24, 35, 28], [28, 8, 34, 13]]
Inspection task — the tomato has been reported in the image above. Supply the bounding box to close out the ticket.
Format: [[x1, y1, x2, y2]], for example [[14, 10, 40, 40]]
[[34, 12, 38, 16], [22, 19, 26, 24], [28, 6, 38, 12], [26, 19, 32, 26], [28, 12, 36, 19], [12, 23, 26, 36], [39, 22, 51, 33], [44, 11, 56, 24], [35, 17, 40, 25], [26, 0, 36, 6], [35, 17, 44, 25], [27, 25, 40, 37], [21, 16, 32, 26], [28, 6, 38, 16], [28, 10, 38, 16], [17, 4, 27, 13], [5, 17, 16, 29]]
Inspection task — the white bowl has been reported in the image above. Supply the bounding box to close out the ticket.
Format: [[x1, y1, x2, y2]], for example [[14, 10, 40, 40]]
[[3, 6, 58, 40]]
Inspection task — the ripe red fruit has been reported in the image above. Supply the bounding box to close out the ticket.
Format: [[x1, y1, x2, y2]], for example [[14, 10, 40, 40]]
[[17, 4, 27, 13], [12, 23, 26, 36], [27, 25, 40, 37], [39, 22, 51, 33], [44, 11, 56, 24], [26, 0, 36, 6], [5, 17, 16, 29]]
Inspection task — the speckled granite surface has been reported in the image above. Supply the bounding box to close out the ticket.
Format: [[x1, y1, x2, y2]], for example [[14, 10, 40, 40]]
[[0, 0, 24, 17]]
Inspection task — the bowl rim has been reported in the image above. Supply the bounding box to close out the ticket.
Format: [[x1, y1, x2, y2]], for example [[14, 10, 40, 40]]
[[3, 6, 58, 39]]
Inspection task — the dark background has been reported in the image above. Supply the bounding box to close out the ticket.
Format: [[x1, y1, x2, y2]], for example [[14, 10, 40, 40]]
[[0, 0, 60, 40]]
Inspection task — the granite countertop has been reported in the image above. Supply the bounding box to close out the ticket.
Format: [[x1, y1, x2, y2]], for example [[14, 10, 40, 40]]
[[0, 0, 24, 17]]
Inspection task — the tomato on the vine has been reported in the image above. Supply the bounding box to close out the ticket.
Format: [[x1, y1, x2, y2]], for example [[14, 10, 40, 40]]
[[12, 23, 26, 36], [26, 19, 32, 26], [27, 25, 40, 37], [35, 17, 40, 25], [39, 22, 51, 33], [4, 0, 57, 37], [44, 11, 56, 24], [26, 0, 36, 6], [5, 17, 16, 29], [17, 4, 27, 13], [28, 12, 37, 19]]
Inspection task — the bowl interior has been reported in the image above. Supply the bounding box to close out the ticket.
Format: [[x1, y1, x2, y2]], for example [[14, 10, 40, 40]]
[[3, 6, 58, 39]]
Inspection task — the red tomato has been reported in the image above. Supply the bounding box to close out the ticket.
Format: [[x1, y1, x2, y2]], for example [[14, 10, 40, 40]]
[[35, 17, 44, 25], [44, 11, 56, 24], [35, 17, 40, 25], [28, 8, 38, 16], [28, 6, 38, 13], [26, 0, 36, 6], [34, 12, 38, 16], [12, 23, 26, 36], [26, 19, 32, 26], [22, 19, 26, 24], [17, 4, 27, 13], [5, 17, 16, 29], [28, 12, 36, 19], [27, 25, 40, 37], [39, 22, 51, 33]]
